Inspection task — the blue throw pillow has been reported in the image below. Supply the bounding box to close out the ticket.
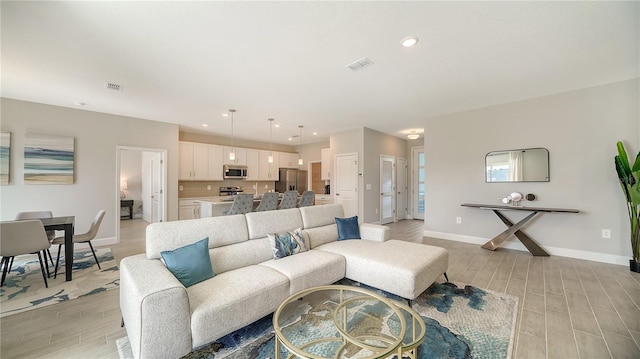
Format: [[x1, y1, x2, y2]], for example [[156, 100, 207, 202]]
[[161, 237, 215, 287], [336, 216, 361, 240]]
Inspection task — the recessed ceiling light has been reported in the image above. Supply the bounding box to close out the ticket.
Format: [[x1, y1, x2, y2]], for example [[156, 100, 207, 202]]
[[74, 102, 86, 106], [288, 137, 293, 141], [222, 113, 229, 117], [202, 124, 209, 127], [313, 132, 318, 136], [401, 36, 419, 48], [274, 124, 280, 128]]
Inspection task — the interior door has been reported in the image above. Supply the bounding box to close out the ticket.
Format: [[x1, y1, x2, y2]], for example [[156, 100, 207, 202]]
[[412, 147, 425, 220], [380, 155, 395, 224], [335, 153, 358, 218], [151, 153, 164, 223], [396, 157, 408, 220]]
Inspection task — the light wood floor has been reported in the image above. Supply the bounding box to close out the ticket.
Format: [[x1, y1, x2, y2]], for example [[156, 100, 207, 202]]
[[1, 219, 638, 358]]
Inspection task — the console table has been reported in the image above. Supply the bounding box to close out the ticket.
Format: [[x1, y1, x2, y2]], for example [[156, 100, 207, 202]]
[[121, 199, 134, 220], [461, 203, 580, 256]]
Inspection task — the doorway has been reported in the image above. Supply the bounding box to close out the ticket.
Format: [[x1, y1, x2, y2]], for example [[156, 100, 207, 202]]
[[334, 153, 358, 218], [380, 155, 395, 224], [396, 157, 408, 220], [412, 147, 425, 220], [117, 146, 167, 243]]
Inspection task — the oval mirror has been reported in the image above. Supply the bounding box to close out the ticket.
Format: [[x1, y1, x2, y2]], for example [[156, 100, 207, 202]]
[[485, 148, 549, 182]]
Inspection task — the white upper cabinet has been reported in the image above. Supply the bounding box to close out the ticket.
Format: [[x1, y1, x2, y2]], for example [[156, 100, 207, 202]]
[[223, 147, 247, 165], [259, 150, 279, 181], [207, 144, 224, 181], [245, 149, 260, 181], [278, 152, 299, 169], [179, 142, 209, 180], [321, 148, 332, 180]]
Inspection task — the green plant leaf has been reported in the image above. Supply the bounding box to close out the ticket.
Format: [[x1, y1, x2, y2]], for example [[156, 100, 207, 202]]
[[632, 151, 640, 173], [617, 141, 630, 170]]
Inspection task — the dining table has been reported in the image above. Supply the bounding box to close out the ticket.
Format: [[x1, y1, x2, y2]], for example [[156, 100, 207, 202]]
[[39, 216, 75, 281]]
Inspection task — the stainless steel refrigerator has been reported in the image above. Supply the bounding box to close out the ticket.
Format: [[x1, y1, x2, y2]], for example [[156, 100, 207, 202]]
[[275, 169, 307, 195]]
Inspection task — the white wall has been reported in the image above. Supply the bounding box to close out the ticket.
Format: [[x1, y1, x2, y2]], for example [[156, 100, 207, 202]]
[[0, 98, 180, 243], [423, 78, 639, 265]]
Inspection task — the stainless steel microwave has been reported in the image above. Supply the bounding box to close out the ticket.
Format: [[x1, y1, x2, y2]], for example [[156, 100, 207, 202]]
[[223, 165, 248, 179]]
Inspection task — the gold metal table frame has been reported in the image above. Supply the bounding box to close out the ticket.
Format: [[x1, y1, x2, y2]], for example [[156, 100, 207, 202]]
[[273, 285, 426, 359]]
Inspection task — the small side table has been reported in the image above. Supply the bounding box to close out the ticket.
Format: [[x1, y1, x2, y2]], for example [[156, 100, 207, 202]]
[[121, 199, 134, 220]]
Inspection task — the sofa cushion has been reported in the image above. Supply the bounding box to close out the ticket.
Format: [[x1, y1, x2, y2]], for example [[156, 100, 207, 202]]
[[259, 250, 346, 294], [187, 265, 290, 349], [336, 216, 361, 240], [303, 224, 338, 249], [146, 215, 249, 259], [210, 237, 273, 274], [268, 228, 307, 259], [246, 208, 303, 240], [299, 204, 344, 229], [160, 237, 215, 288]]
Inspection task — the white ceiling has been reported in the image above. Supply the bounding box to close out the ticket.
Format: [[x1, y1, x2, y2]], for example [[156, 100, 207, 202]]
[[2, 1, 638, 145]]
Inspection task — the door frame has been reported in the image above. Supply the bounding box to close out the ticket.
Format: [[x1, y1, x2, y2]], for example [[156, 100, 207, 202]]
[[396, 157, 408, 221], [116, 146, 167, 243]]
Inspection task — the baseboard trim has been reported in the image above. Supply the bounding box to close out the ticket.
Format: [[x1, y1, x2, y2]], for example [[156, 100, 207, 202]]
[[424, 230, 630, 267]]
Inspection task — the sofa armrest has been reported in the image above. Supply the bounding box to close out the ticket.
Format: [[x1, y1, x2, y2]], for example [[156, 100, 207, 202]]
[[120, 254, 192, 359], [359, 223, 390, 242]]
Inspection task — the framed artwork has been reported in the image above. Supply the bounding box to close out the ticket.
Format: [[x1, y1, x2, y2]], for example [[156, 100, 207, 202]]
[[0, 132, 9, 185], [24, 133, 74, 184]]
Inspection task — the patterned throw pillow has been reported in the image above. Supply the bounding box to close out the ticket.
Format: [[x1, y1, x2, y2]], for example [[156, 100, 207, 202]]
[[268, 228, 307, 259]]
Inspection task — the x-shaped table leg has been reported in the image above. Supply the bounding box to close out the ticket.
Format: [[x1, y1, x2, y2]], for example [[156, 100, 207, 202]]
[[481, 210, 550, 256]]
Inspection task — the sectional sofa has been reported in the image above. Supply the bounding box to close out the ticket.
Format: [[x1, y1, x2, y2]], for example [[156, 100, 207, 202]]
[[119, 204, 449, 359]]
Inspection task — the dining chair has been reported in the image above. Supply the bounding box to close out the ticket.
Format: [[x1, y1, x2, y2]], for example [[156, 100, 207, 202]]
[[224, 194, 254, 215], [52, 210, 106, 278], [298, 190, 315, 207], [254, 192, 279, 212], [15, 211, 56, 272], [1, 220, 52, 288], [278, 191, 298, 210]]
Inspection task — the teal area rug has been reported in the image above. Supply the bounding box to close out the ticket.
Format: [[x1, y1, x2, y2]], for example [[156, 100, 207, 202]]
[[0, 248, 119, 317], [117, 280, 518, 359]]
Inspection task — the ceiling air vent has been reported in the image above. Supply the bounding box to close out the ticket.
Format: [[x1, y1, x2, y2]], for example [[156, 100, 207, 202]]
[[346, 57, 375, 71], [104, 82, 123, 91]]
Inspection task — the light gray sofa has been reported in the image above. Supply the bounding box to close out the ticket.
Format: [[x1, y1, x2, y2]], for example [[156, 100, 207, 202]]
[[119, 204, 448, 359]]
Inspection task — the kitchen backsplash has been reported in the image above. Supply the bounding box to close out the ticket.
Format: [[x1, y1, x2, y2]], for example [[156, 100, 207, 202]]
[[179, 180, 276, 198]]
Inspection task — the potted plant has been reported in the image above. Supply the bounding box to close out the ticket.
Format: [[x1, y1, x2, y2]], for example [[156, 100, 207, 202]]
[[614, 141, 640, 272]]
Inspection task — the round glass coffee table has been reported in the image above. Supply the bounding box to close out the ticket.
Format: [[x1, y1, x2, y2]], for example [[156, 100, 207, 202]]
[[273, 285, 425, 359]]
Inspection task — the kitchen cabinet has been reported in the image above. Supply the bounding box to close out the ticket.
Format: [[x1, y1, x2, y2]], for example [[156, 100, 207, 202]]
[[315, 194, 333, 205], [245, 149, 260, 181], [223, 147, 247, 165], [278, 152, 299, 169], [259, 150, 279, 181], [207, 144, 224, 180], [321, 148, 332, 180], [178, 199, 201, 220], [179, 142, 209, 180]]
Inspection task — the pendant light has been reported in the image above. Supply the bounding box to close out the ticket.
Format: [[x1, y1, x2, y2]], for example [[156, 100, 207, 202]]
[[267, 118, 274, 163], [298, 125, 304, 166], [228, 109, 236, 161]]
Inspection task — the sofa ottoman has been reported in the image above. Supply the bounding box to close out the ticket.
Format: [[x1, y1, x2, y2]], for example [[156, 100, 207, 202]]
[[316, 239, 449, 300]]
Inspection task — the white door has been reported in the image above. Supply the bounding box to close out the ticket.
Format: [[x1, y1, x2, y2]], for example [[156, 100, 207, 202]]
[[380, 155, 395, 224], [396, 157, 408, 220], [151, 153, 164, 223], [335, 153, 358, 218], [412, 147, 425, 220]]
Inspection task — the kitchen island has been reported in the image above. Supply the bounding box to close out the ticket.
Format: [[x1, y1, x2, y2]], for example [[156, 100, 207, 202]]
[[196, 196, 262, 217]]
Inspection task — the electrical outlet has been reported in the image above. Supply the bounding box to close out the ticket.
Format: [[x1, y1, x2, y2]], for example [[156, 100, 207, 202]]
[[456, 217, 462, 224], [601, 229, 611, 239], [207, 185, 211, 191]]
